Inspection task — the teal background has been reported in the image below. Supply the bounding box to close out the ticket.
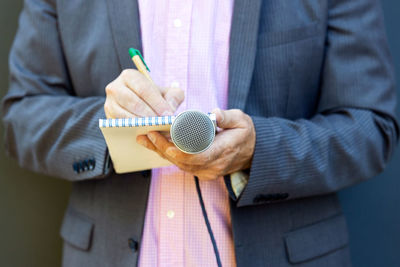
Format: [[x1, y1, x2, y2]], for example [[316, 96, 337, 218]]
[[338, 2, 400, 266], [0, 1, 399, 266], [0, 1, 71, 266]]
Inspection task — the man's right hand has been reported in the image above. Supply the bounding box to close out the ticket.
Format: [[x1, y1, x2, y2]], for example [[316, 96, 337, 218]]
[[104, 69, 184, 118]]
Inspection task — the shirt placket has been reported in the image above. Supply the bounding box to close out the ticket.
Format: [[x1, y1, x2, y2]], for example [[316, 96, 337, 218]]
[[163, 0, 192, 113], [158, 1, 193, 266]]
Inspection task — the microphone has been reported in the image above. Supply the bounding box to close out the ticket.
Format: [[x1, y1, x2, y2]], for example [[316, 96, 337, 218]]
[[170, 110, 222, 266], [170, 110, 216, 154]]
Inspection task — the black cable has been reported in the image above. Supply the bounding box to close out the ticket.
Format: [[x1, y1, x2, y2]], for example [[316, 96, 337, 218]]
[[194, 176, 222, 267]]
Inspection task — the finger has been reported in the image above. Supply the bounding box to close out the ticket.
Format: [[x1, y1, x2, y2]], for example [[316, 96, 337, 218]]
[[138, 138, 216, 174], [136, 135, 157, 151], [114, 85, 157, 117], [147, 131, 176, 153], [137, 135, 171, 161], [172, 160, 201, 173], [163, 87, 185, 112], [146, 130, 226, 166], [165, 123, 236, 166], [138, 134, 196, 169], [164, 144, 220, 166], [162, 146, 205, 165], [146, 132, 212, 166], [122, 69, 173, 116], [104, 99, 137, 119], [212, 108, 246, 129]]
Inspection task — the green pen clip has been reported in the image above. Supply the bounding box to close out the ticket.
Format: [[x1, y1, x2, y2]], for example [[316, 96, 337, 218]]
[[129, 48, 150, 72]]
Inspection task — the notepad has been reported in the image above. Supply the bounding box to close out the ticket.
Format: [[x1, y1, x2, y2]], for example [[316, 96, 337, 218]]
[[99, 114, 216, 174], [99, 116, 176, 173]]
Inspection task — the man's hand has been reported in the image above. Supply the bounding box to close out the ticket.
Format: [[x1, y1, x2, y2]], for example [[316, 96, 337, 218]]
[[104, 69, 184, 118], [137, 109, 256, 181]]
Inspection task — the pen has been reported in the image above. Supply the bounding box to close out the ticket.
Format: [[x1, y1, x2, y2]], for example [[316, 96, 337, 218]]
[[129, 48, 153, 83]]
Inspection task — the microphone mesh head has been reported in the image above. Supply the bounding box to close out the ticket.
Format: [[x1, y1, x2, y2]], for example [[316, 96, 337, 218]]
[[170, 111, 215, 154]]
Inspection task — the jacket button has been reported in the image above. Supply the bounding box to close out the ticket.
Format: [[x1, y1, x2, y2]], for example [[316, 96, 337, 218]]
[[73, 162, 80, 174], [128, 238, 138, 253], [83, 160, 90, 171], [88, 158, 96, 170]]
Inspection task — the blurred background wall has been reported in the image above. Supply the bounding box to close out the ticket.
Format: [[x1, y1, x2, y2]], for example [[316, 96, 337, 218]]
[[0, 0, 399, 266], [0, 1, 71, 266], [338, 1, 400, 266]]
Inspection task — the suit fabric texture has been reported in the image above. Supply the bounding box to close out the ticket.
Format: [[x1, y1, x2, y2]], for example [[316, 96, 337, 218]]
[[2, 0, 398, 266]]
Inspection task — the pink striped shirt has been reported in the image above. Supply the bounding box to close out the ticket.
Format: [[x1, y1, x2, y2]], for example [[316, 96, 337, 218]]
[[137, 0, 236, 266]]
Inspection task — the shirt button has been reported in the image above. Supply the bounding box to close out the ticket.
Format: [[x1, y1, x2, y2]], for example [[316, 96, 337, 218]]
[[167, 210, 175, 219], [171, 81, 180, 88], [173, 19, 182, 28]]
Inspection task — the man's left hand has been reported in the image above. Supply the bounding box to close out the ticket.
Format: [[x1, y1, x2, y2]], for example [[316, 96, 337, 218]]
[[137, 109, 256, 181]]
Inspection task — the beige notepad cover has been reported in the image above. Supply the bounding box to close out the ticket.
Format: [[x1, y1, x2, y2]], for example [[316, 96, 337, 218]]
[[99, 116, 175, 173]]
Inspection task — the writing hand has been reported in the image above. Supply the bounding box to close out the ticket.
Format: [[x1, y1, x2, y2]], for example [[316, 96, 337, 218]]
[[104, 69, 184, 118]]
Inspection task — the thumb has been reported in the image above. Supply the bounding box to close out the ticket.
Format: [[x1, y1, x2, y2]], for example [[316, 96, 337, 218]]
[[212, 108, 244, 129], [163, 87, 185, 112]]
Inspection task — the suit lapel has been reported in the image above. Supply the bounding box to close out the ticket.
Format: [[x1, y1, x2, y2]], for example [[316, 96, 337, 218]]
[[106, 0, 142, 70], [228, 0, 262, 110]]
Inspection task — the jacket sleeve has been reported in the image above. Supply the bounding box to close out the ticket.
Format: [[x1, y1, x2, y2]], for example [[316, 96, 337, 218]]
[[236, 0, 399, 207], [1, 0, 111, 181]]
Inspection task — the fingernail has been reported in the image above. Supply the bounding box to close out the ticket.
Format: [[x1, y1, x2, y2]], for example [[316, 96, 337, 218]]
[[138, 141, 148, 148], [148, 133, 155, 143], [168, 98, 178, 111]]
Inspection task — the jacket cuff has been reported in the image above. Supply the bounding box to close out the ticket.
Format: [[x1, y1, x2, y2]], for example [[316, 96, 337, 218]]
[[235, 116, 290, 207], [69, 107, 113, 181]]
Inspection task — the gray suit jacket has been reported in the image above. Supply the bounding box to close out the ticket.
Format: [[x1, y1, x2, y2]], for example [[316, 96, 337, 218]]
[[2, 0, 398, 266]]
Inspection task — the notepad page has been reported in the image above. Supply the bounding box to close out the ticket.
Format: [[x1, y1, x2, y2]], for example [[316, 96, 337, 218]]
[[99, 116, 175, 173]]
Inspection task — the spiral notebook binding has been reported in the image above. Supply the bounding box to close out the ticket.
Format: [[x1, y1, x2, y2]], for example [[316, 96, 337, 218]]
[[99, 113, 216, 128], [99, 116, 177, 128]]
